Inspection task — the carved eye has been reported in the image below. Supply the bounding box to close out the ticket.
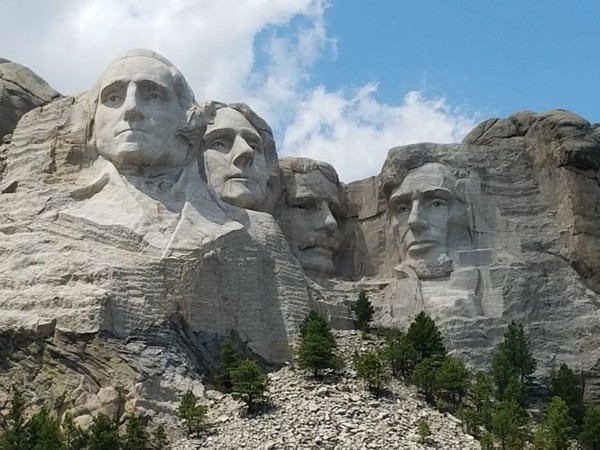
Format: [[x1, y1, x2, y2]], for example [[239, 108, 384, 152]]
[[211, 139, 227, 149], [430, 199, 446, 208], [150, 93, 160, 99], [396, 204, 408, 214]]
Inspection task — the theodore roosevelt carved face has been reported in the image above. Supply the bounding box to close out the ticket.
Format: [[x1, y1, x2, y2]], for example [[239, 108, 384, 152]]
[[277, 157, 342, 275]]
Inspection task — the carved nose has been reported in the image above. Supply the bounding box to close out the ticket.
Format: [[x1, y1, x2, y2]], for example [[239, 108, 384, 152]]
[[123, 86, 145, 123], [407, 202, 427, 232], [123, 106, 145, 123], [231, 135, 254, 168], [317, 203, 338, 233]]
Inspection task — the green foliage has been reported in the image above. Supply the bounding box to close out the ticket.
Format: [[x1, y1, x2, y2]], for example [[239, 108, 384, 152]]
[[435, 356, 470, 410], [215, 337, 241, 391], [472, 371, 494, 431], [579, 404, 600, 450], [230, 359, 269, 413], [457, 405, 481, 437], [412, 357, 438, 403], [151, 424, 169, 450], [24, 406, 65, 450], [88, 413, 121, 450], [503, 374, 528, 409], [549, 361, 584, 428], [352, 350, 390, 392], [479, 431, 494, 450], [405, 312, 446, 363], [351, 290, 375, 332], [122, 414, 149, 450], [491, 399, 527, 450], [177, 390, 208, 436], [62, 413, 87, 450], [416, 418, 431, 442], [492, 321, 536, 404], [535, 396, 574, 450], [0, 389, 27, 450], [297, 311, 340, 377], [382, 333, 419, 378]]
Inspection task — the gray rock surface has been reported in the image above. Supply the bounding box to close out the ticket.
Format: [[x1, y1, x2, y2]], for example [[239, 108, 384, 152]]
[[0, 58, 60, 140]]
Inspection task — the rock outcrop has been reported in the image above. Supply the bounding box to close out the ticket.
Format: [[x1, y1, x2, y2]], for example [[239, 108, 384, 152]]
[[1, 49, 600, 434]]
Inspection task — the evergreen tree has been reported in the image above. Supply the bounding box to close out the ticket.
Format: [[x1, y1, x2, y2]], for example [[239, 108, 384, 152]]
[[122, 414, 148, 450], [299, 310, 335, 346], [383, 333, 419, 378], [62, 413, 87, 450], [579, 405, 600, 450], [230, 359, 269, 413], [351, 290, 375, 332], [0, 389, 28, 450], [215, 336, 241, 391], [479, 432, 494, 450], [152, 424, 169, 450], [417, 418, 431, 443], [435, 356, 470, 410], [352, 350, 390, 392], [24, 406, 65, 450], [297, 311, 340, 377], [405, 312, 446, 363], [549, 362, 584, 428], [472, 371, 494, 431], [88, 413, 121, 450], [503, 374, 528, 409], [491, 399, 527, 450], [536, 396, 574, 450], [412, 357, 438, 403], [492, 321, 536, 404], [177, 390, 208, 436], [457, 405, 481, 437]]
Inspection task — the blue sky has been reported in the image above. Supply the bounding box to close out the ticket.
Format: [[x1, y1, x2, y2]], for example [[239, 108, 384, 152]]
[[1, 0, 597, 181]]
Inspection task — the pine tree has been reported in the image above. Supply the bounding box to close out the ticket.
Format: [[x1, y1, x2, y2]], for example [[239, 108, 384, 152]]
[[230, 359, 269, 413], [472, 371, 494, 431], [152, 424, 169, 450], [24, 406, 65, 450], [536, 396, 574, 450], [0, 389, 28, 450], [479, 432, 494, 450], [297, 311, 340, 377], [579, 405, 600, 450], [215, 336, 241, 391], [177, 390, 208, 436], [353, 350, 390, 392], [412, 357, 438, 403], [62, 412, 87, 450], [417, 418, 431, 443], [457, 405, 481, 437], [88, 413, 121, 450], [549, 362, 584, 428], [351, 290, 375, 332], [491, 321, 536, 407], [491, 399, 527, 450], [383, 333, 419, 378], [435, 356, 470, 411], [405, 312, 446, 363], [122, 414, 149, 450]]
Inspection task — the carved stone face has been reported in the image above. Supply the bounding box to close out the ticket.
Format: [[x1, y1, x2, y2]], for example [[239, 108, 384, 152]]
[[279, 169, 341, 274], [94, 56, 189, 169], [389, 163, 455, 271], [203, 107, 268, 210]]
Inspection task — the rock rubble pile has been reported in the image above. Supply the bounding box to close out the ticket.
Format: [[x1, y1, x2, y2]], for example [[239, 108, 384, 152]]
[[172, 331, 480, 450]]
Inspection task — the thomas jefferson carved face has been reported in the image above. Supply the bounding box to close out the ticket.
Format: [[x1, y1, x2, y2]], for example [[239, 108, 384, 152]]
[[94, 55, 189, 169], [278, 163, 341, 275], [389, 163, 456, 275], [203, 107, 268, 210]]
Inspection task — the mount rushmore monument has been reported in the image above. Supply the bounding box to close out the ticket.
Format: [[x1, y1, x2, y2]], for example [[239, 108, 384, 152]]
[[1, 50, 600, 417]]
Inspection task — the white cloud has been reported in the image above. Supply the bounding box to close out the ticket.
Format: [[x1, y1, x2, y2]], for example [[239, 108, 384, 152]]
[[0, 0, 478, 183]]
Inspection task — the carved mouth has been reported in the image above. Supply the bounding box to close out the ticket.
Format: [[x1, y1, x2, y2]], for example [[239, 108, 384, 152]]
[[116, 128, 147, 136], [407, 240, 438, 252]]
